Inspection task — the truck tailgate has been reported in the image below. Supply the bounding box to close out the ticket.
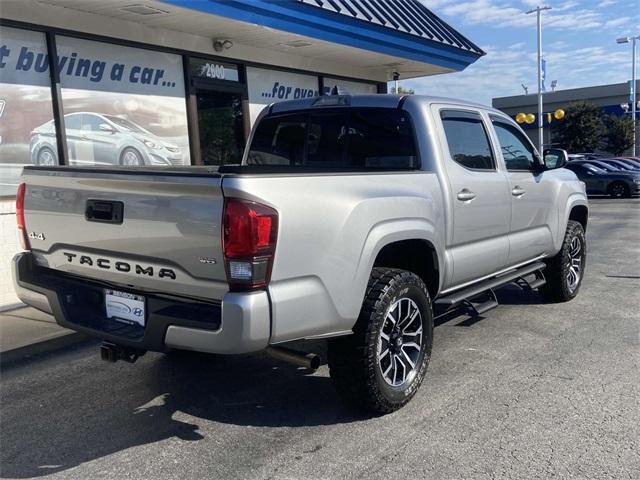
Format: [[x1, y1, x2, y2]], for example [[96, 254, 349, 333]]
[[21, 166, 228, 301]]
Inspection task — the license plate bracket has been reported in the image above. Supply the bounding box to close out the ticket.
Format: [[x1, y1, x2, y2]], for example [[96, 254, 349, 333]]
[[105, 289, 146, 327]]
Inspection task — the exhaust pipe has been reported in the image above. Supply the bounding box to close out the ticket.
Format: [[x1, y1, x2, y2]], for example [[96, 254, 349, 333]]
[[266, 346, 320, 370]]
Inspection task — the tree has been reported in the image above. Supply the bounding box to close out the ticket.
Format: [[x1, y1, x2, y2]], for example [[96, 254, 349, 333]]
[[390, 85, 415, 95], [551, 101, 604, 152], [603, 115, 635, 155]]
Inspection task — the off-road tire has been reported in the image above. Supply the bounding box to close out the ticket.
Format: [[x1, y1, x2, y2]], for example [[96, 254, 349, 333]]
[[327, 268, 433, 414], [541, 220, 586, 302]]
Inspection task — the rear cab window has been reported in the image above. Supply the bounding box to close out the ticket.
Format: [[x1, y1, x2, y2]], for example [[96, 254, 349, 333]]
[[246, 108, 419, 170]]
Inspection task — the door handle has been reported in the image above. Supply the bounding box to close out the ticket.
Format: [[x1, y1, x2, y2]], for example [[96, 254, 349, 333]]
[[457, 189, 476, 202], [512, 186, 526, 197]]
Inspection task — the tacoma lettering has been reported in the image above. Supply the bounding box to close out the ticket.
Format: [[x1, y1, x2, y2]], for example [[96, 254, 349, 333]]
[[61, 252, 175, 280]]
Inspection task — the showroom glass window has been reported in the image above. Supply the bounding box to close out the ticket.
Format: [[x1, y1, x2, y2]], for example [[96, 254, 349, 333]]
[[440, 111, 495, 170], [57, 36, 190, 167], [322, 77, 378, 95], [0, 26, 58, 195]]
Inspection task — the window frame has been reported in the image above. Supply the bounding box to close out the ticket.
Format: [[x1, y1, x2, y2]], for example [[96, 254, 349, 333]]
[[490, 116, 541, 172], [439, 109, 497, 172]]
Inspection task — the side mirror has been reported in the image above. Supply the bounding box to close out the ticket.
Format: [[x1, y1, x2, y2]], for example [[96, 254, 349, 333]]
[[543, 148, 568, 169], [99, 123, 116, 134]]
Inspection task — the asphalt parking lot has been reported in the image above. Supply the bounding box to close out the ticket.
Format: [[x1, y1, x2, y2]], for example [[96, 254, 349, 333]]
[[1, 198, 638, 480]]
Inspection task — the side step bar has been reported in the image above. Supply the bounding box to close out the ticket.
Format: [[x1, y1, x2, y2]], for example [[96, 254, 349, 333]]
[[435, 261, 546, 308]]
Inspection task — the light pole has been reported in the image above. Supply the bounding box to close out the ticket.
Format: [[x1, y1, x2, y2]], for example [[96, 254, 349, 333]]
[[617, 35, 639, 156], [526, 5, 551, 156]]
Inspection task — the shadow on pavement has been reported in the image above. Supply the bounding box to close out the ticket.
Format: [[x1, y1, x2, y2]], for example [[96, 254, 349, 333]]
[[0, 283, 547, 478], [434, 283, 544, 328], [494, 283, 545, 305], [0, 341, 370, 478]]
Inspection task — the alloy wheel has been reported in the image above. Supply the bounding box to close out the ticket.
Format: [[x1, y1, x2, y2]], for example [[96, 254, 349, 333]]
[[566, 235, 583, 293], [122, 150, 142, 166], [611, 183, 626, 197], [377, 297, 423, 387], [38, 149, 55, 166]]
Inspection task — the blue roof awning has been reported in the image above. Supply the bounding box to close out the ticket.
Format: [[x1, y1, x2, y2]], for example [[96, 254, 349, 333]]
[[298, 0, 484, 56], [161, 0, 484, 72]]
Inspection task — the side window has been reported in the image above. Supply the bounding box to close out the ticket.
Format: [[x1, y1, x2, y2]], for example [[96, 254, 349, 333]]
[[247, 114, 307, 165], [565, 163, 582, 174], [440, 111, 495, 170], [492, 121, 537, 171], [64, 114, 82, 130], [81, 114, 104, 132]]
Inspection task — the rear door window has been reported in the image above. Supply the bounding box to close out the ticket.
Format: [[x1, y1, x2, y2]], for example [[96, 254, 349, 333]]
[[440, 111, 495, 170], [81, 114, 104, 132], [64, 114, 82, 130], [247, 108, 418, 170]]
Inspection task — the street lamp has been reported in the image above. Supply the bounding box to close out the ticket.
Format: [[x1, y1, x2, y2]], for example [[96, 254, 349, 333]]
[[526, 5, 551, 157], [617, 35, 640, 156]]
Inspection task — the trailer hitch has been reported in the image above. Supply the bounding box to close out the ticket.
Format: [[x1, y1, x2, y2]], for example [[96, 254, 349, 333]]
[[100, 342, 146, 363]]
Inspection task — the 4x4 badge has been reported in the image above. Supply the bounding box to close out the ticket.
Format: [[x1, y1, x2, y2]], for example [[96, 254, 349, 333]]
[[28, 232, 45, 241]]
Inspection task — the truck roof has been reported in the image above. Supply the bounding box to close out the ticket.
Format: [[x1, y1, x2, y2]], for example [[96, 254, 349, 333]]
[[269, 93, 495, 115]]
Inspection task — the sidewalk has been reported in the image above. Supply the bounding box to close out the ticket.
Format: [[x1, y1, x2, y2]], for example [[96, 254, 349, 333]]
[[0, 307, 86, 364]]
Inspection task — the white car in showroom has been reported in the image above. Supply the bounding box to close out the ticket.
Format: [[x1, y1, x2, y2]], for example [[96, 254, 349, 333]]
[[30, 112, 183, 166]]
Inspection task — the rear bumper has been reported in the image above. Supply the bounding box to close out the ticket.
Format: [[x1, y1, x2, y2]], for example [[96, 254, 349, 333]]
[[12, 252, 270, 354]]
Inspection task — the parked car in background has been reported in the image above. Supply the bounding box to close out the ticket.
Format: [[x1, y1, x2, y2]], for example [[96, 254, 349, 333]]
[[30, 112, 183, 167], [565, 162, 640, 198], [615, 158, 640, 169], [575, 152, 609, 160], [581, 159, 624, 172], [597, 158, 640, 172]]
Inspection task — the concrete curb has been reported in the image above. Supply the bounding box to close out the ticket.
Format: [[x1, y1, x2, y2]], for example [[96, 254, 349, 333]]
[[0, 331, 89, 366], [0, 302, 26, 313]]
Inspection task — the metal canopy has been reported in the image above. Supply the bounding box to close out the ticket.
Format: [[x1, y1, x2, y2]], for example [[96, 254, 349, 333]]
[[298, 0, 484, 56], [161, 0, 485, 72]]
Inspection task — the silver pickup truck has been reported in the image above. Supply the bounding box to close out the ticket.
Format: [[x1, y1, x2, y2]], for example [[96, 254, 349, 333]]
[[13, 94, 588, 413]]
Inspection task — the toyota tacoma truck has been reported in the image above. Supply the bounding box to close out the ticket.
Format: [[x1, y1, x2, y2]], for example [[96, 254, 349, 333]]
[[13, 94, 588, 413]]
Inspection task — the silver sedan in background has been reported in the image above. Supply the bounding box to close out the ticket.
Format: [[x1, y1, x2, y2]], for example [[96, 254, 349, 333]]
[[30, 112, 183, 166]]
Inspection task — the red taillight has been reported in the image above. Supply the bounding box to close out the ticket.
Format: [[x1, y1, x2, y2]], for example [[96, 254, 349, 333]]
[[16, 183, 31, 250], [223, 198, 278, 290]]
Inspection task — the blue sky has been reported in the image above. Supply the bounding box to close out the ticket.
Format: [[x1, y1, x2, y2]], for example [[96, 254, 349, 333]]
[[403, 0, 640, 105]]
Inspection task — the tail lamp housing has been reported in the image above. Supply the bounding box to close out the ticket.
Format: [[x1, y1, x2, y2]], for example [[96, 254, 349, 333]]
[[16, 183, 31, 250], [223, 198, 278, 290]]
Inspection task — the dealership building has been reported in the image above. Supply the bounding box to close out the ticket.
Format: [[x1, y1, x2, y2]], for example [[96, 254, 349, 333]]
[[0, 0, 483, 308], [493, 81, 640, 147]]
